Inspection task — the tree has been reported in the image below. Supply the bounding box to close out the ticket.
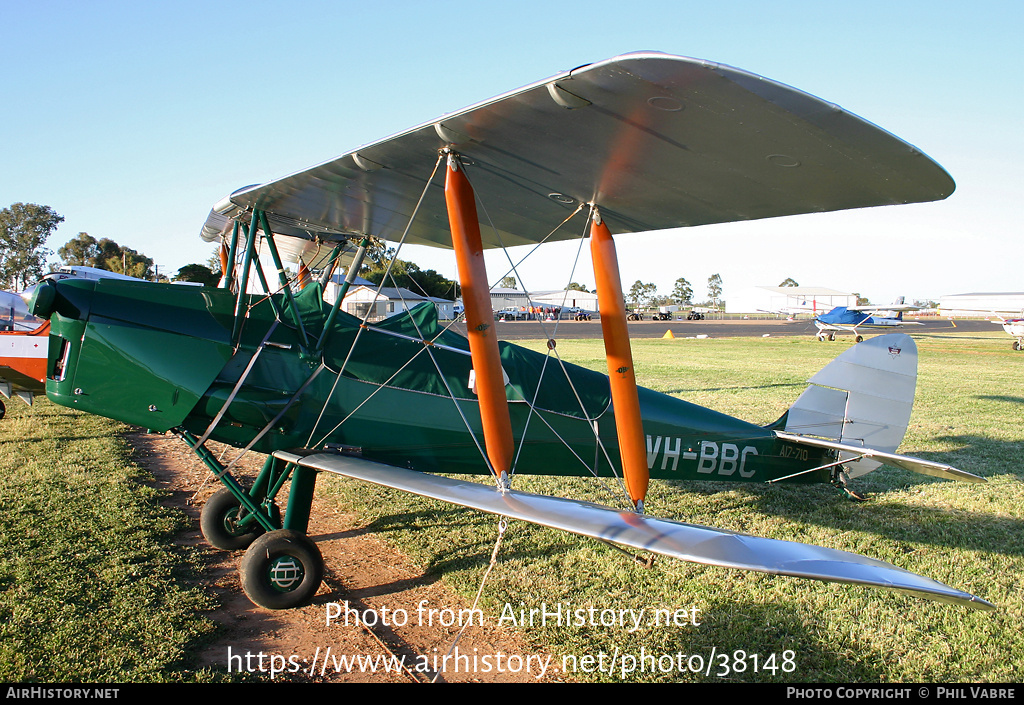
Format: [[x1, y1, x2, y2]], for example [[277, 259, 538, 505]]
[[365, 258, 458, 300], [499, 276, 518, 289], [58, 233, 154, 280], [671, 277, 693, 305], [206, 246, 224, 278], [174, 264, 219, 286], [58, 232, 101, 268], [707, 273, 723, 303], [360, 237, 391, 274], [779, 277, 799, 287], [100, 243, 153, 279], [566, 282, 591, 293], [628, 280, 657, 308], [0, 203, 63, 290]]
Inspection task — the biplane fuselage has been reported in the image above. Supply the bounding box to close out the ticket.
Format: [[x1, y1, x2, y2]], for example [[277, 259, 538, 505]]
[[39, 276, 831, 485]]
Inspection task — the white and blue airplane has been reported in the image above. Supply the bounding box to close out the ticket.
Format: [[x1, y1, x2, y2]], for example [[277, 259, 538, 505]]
[[815, 298, 923, 342]]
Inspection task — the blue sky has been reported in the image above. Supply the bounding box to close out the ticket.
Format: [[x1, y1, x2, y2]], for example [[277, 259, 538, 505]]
[[2, 0, 1021, 304]]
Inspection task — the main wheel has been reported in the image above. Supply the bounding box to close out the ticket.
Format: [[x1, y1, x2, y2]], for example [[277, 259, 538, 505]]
[[240, 529, 324, 609], [855, 335, 864, 343], [1014, 341, 1023, 351], [200, 487, 268, 551]]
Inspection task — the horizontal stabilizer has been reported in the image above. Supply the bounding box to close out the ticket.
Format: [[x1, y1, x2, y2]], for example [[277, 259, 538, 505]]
[[275, 450, 993, 611], [774, 431, 985, 483]]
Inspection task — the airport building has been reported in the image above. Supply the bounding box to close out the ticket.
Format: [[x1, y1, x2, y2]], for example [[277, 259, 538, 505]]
[[488, 288, 599, 313]]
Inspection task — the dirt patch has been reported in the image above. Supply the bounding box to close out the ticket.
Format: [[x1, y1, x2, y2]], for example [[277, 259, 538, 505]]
[[130, 429, 555, 683]]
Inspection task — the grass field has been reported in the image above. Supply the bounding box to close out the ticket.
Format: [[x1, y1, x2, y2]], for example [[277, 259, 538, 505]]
[[319, 329, 1024, 682], [0, 400, 222, 682], [1, 328, 1021, 682]]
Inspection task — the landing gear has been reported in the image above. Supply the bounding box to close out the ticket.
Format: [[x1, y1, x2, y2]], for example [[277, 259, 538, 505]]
[[1014, 340, 1023, 351], [240, 529, 324, 609], [178, 429, 322, 609], [855, 335, 864, 343], [200, 487, 278, 551]]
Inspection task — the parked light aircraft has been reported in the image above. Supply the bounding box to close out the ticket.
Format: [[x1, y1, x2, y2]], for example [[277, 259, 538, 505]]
[[996, 316, 1024, 350], [28, 53, 993, 611], [971, 312, 1024, 351], [814, 298, 923, 342], [0, 290, 47, 417], [934, 306, 1024, 351]]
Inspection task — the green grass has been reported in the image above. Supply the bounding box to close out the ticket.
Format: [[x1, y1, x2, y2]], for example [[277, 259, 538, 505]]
[[319, 329, 1024, 682], [0, 401, 223, 682], [2, 328, 1021, 683]]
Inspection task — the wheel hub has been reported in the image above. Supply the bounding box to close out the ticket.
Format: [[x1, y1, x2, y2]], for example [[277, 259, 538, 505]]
[[268, 555, 305, 592]]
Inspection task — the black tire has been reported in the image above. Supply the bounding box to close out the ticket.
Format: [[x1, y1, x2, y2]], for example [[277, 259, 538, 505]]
[[855, 335, 864, 343], [240, 529, 324, 609], [200, 487, 268, 551], [0, 399, 5, 421]]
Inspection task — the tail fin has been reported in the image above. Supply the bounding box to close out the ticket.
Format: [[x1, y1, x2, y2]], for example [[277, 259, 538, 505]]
[[782, 334, 917, 478]]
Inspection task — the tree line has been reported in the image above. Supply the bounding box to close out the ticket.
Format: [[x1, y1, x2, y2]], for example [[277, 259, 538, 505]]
[[625, 274, 724, 309], [1, 203, 803, 306], [0, 204, 464, 296], [0, 202, 221, 290]]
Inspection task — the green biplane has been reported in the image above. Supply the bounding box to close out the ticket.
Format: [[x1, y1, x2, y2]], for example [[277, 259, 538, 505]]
[[29, 53, 992, 611]]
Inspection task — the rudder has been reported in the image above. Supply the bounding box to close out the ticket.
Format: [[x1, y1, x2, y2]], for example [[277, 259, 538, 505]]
[[782, 334, 917, 477]]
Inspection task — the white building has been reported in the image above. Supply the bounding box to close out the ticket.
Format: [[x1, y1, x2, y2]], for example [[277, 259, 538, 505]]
[[726, 286, 857, 315], [488, 287, 530, 311], [483, 288, 599, 315], [531, 289, 599, 312], [326, 283, 455, 321]]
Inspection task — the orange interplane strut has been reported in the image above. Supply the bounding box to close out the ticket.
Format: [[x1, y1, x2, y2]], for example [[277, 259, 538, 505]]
[[590, 211, 649, 509], [444, 154, 513, 477]]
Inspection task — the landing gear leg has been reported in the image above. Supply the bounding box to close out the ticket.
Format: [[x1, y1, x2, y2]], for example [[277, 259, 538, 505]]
[[177, 430, 324, 609], [237, 461, 322, 608]]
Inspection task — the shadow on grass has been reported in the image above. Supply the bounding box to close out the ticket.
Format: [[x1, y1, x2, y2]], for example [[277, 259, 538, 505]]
[[661, 463, 1023, 559], [660, 382, 804, 396], [975, 394, 1024, 406]]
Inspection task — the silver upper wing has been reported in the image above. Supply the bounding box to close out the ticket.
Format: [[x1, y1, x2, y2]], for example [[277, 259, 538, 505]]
[[214, 52, 954, 248]]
